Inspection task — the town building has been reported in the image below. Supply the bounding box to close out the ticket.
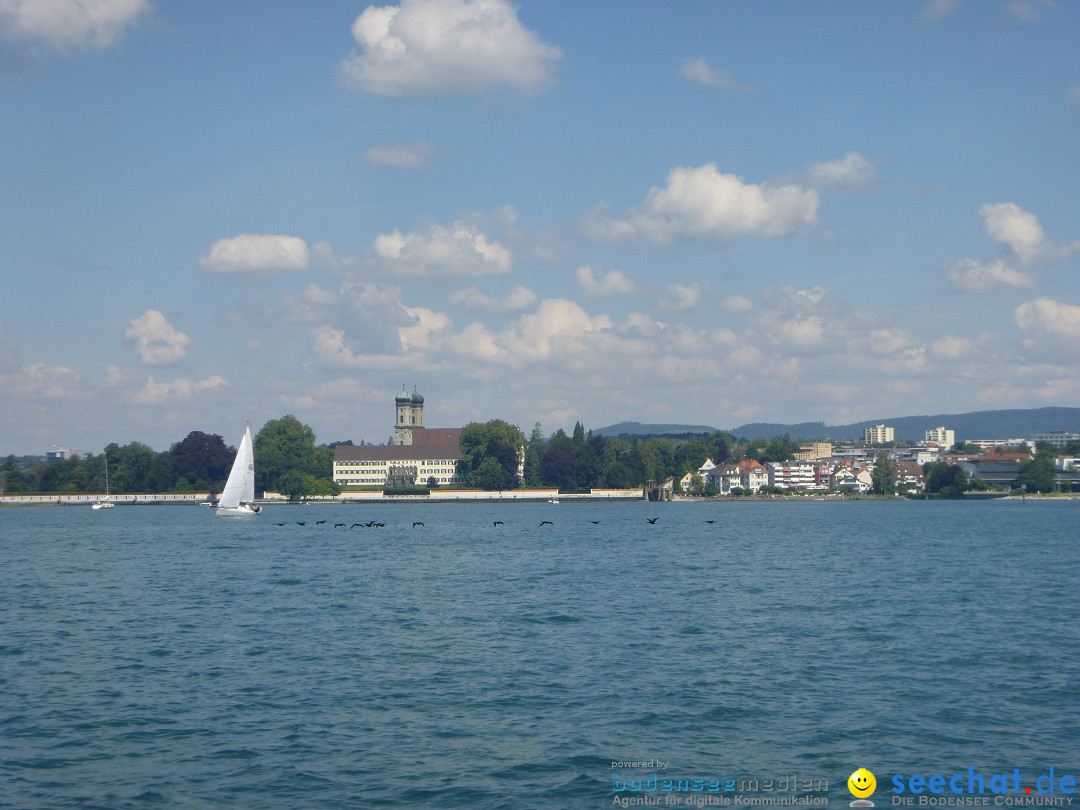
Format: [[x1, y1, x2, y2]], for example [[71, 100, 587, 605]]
[[794, 441, 833, 461], [45, 446, 87, 462], [863, 424, 894, 444], [1034, 431, 1080, 449], [924, 426, 955, 448], [960, 458, 1022, 489], [767, 461, 829, 491], [895, 462, 925, 492], [706, 459, 769, 493], [968, 438, 1028, 451], [333, 386, 466, 488]]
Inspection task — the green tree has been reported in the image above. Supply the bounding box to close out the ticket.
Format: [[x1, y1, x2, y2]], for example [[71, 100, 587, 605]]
[[277, 470, 307, 500], [468, 456, 512, 490], [255, 415, 317, 493], [523, 443, 542, 487], [1016, 456, 1055, 493], [871, 452, 896, 495], [171, 431, 233, 491], [3, 454, 26, 493], [539, 445, 577, 491], [760, 434, 798, 463], [923, 462, 969, 498], [111, 442, 167, 493], [459, 419, 525, 488], [599, 460, 636, 488]]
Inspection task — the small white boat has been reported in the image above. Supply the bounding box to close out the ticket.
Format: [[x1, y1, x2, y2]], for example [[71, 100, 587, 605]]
[[92, 457, 115, 509], [216, 425, 262, 517]]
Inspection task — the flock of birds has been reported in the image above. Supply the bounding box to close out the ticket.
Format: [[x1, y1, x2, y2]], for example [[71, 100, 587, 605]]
[[270, 517, 719, 529]]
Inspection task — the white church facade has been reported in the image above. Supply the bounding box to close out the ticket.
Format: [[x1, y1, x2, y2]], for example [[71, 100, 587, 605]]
[[332, 386, 466, 488]]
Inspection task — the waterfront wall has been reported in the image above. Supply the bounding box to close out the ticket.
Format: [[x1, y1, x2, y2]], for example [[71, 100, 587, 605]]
[[1, 488, 644, 506], [0, 493, 211, 506], [337, 488, 642, 503]]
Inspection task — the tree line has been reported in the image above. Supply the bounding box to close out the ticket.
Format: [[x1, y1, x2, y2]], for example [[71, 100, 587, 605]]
[[2, 416, 340, 499], [6, 414, 1073, 498], [457, 419, 802, 493]]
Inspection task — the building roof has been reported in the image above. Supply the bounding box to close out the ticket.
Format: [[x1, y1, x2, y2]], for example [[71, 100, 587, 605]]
[[334, 428, 463, 462]]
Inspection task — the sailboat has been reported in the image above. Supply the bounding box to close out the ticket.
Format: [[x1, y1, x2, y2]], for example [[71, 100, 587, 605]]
[[92, 456, 115, 509], [217, 425, 262, 516]]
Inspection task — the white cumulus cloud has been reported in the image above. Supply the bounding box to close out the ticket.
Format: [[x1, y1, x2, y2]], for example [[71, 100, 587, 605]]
[[576, 265, 638, 298], [135, 374, 229, 404], [587, 163, 819, 246], [372, 222, 512, 278], [946, 258, 1035, 291], [1015, 298, 1080, 340], [807, 152, 877, 192], [339, 0, 562, 97], [497, 299, 613, 364], [979, 202, 1057, 265], [200, 234, 311, 276], [679, 57, 754, 92], [718, 295, 754, 314], [0, 0, 150, 50], [655, 282, 710, 313], [931, 336, 977, 359], [125, 310, 192, 366], [449, 284, 536, 312], [399, 306, 452, 351]]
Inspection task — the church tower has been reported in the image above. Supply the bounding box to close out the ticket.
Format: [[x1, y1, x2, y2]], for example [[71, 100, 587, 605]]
[[394, 385, 425, 445]]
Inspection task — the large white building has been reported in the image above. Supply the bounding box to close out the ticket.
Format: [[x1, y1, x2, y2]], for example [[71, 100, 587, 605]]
[[333, 386, 466, 488], [863, 424, 895, 444], [1034, 431, 1080, 449], [924, 426, 955, 448]]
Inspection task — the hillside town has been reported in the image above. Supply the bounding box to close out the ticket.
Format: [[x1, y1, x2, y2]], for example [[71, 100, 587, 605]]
[[7, 386, 1080, 501], [673, 425, 1080, 498], [329, 386, 1080, 498]]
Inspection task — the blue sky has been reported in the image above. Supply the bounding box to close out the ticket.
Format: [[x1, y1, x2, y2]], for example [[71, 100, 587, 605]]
[[2, 0, 1078, 455]]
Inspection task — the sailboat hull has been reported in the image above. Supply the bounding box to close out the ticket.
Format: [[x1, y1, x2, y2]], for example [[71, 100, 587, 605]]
[[216, 504, 261, 516]]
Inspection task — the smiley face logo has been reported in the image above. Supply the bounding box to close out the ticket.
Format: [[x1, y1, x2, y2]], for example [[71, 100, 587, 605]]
[[848, 768, 876, 798]]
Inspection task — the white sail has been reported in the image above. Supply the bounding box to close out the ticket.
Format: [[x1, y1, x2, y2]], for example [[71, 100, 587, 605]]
[[217, 426, 260, 515], [92, 455, 114, 509]]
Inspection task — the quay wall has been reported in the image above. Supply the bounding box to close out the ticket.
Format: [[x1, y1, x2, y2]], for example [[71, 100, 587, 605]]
[[0, 493, 211, 506], [1, 489, 644, 506]]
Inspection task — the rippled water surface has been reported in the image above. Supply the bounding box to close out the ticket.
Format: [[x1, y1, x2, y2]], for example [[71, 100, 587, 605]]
[[2, 499, 1078, 808]]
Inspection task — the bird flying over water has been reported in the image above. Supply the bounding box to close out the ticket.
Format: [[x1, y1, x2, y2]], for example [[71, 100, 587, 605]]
[[647, 518, 658, 524]]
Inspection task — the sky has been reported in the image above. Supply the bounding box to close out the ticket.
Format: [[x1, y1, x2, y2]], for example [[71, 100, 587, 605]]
[[1, 0, 1079, 455]]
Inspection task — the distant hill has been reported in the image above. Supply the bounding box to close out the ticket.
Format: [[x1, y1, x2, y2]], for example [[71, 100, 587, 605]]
[[727, 407, 1080, 442], [594, 408, 1080, 443], [593, 421, 716, 437]]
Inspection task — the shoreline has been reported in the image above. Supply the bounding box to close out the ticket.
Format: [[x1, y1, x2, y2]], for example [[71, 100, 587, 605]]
[[2, 491, 1075, 507]]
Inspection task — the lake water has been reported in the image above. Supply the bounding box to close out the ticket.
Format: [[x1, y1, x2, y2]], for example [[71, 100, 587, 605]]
[[2, 499, 1078, 809]]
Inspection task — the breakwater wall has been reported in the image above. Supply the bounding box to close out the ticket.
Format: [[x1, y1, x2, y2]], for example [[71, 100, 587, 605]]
[[0, 493, 211, 506], [1, 488, 644, 506]]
